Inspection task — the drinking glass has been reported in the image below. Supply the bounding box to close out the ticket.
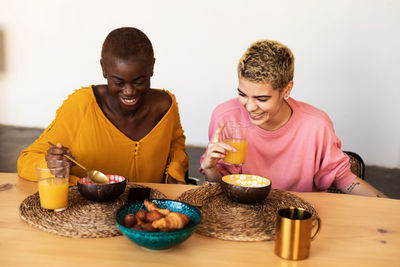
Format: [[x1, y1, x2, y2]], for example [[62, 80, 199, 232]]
[[36, 160, 70, 212], [221, 121, 249, 165]]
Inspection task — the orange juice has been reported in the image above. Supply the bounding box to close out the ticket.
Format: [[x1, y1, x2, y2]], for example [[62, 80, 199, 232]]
[[223, 139, 248, 165], [38, 178, 69, 210]]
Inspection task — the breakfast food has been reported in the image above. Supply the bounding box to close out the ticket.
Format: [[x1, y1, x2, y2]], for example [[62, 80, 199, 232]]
[[135, 210, 147, 221], [152, 212, 190, 231], [144, 199, 171, 216], [123, 213, 137, 228], [145, 210, 164, 222], [123, 200, 190, 232]]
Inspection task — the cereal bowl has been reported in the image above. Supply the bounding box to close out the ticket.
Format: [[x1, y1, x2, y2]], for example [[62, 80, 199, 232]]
[[221, 174, 271, 204], [77, 174, 126, 202], [115, 199, 201, 250]]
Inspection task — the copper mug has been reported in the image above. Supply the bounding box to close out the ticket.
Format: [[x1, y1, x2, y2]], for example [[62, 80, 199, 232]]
[[274, 207, 321, 260]]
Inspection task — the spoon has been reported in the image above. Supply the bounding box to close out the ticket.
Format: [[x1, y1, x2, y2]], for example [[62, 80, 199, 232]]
[[47, 141, 109, 184]]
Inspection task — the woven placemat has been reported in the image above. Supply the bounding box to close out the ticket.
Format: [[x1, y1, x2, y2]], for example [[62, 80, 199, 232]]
[[176, 182, 317, 242], [20, 184, 167, 238]]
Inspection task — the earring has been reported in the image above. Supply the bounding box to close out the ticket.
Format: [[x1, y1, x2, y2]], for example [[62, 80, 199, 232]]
[[284, 95, 289, 100]]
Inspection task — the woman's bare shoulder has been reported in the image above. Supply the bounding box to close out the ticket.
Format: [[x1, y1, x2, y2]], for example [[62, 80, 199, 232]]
[[149, 89, 172, 113]]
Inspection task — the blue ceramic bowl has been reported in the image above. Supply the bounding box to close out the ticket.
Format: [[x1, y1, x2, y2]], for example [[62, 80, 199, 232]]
[[115, 199, 201, 250]]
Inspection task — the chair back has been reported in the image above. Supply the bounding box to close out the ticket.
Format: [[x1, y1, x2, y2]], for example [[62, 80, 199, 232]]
[[343, 151, 365, 180]]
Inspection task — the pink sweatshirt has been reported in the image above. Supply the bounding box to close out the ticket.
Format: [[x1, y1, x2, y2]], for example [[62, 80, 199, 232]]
[[201, 97, 356, 192]]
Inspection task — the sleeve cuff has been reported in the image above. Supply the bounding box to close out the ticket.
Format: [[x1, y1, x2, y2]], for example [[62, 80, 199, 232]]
[[165, 161, 186, 183]]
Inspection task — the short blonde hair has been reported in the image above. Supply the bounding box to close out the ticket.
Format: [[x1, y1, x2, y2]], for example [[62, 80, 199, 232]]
[[237, 40, 294, 91]]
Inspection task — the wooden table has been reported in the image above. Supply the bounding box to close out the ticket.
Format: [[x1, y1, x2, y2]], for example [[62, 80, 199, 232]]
[[0, 173, 399, 266]]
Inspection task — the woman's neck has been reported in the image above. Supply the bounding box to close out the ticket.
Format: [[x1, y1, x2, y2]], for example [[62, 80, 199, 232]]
[[261, 100, 293, 131]]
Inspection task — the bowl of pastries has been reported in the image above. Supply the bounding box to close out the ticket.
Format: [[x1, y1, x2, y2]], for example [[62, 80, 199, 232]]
[[115, 199, 201, 250], [77, 175, 127, 202], [221, 174, 271, 204]]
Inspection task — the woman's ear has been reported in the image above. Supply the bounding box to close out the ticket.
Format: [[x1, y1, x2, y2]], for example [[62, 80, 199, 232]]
[[100, 58, 107, 78], [283, 81, 294, 99]]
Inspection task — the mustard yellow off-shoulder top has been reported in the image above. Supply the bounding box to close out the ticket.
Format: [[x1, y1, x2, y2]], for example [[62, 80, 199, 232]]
[[17, 86, 188, 184]]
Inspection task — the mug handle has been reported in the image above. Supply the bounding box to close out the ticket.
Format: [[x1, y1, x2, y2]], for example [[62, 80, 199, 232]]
[[311, 216, 321, 241]]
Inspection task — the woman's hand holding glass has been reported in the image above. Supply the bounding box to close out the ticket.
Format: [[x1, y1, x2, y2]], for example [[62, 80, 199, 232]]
[[201, 124, 236, 175]]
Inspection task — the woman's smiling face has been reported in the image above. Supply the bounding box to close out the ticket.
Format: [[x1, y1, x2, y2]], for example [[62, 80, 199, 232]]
[[101, 57, 154, 113], [237, 77, 293, 131]]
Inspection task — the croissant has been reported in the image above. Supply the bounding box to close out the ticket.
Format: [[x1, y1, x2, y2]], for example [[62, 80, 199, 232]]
[[144, 199, 170, 216], [152, 212, 190, 231]]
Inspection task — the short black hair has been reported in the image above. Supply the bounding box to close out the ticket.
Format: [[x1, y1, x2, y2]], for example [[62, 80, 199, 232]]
[[101, 27, 154, 61]]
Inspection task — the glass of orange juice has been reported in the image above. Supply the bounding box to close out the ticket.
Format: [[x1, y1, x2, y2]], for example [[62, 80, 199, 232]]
[[36, 160, 70, 212], [222, 121, 249, 165]]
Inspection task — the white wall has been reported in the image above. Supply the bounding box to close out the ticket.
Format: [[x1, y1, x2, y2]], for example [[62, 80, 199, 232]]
[[1, 0, 399, 168]]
